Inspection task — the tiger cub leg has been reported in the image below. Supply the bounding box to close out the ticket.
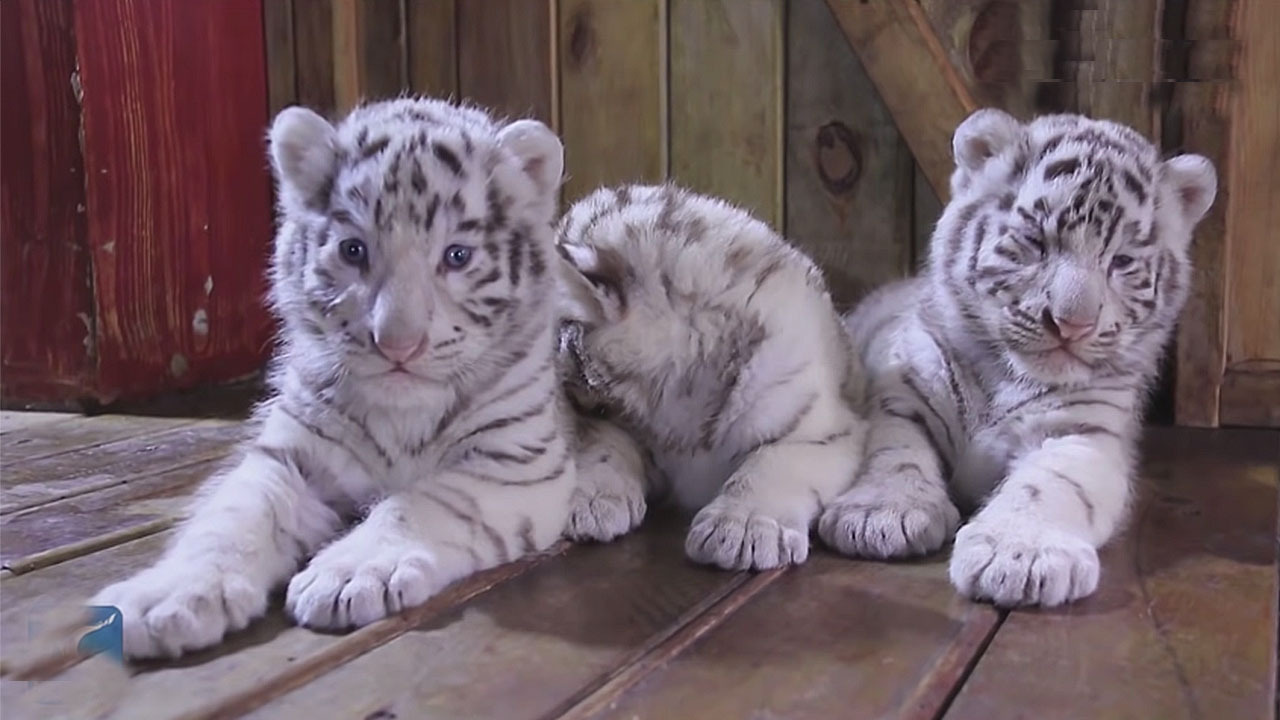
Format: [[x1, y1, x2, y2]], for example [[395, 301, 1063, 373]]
[[565, 414, 650, 543], [686, 400, 866, 571], [949, 435, 1128, 607], [818, 406, 960, 559]]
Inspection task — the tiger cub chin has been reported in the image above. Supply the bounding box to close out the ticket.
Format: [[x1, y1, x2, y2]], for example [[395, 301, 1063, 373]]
[[555, 184, 868, 570], [92, 97, 584, 658], [819, 109, 1217, 607]]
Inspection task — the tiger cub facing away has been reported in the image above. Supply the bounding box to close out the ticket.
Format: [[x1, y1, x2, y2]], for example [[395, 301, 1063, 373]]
[[92, 98, 581, 658], [819, 109, 1217, 606], [556, 185, 868, 570]]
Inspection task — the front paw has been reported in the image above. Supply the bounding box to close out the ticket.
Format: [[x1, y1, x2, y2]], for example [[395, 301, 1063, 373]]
[[818, 490, 959, 559], [91, 562, 267, 659], [566, 484, 646, 543], [685, 504, 807, 571], [286, 538, 441, 630], [949, 520, 1099, 607]]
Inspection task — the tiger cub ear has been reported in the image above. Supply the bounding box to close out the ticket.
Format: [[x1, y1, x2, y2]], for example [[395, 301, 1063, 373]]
[[952, 108, 1024, 176], [268, 106, 338, 211], [498, 119, 564, 215], [1159, 153, 1217, 226], [554, 244, 607, 326]]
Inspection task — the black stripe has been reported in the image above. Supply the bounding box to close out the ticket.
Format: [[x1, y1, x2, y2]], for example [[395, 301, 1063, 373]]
[[1050, 470, 1096, 527], [432, 141, 463, 176]]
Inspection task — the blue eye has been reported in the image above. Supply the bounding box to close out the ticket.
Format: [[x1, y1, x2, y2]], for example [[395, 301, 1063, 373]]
[[1110, 254, 1135, 271], [338, 238, 367, 266], [443, 244, 472, 269]]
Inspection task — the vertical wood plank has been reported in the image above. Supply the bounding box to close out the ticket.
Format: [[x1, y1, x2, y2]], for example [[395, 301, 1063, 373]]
[[0, 0, 95, 405], [332, 0, 407, 112], [558, 0, 664, 204], [785, 0, 913, 308], [1074, 0, 1161, 135], [912, 164, 943, 270], [457, 0, 556, 125], [294, 0, 337, 113], [1169, 0, 1234, 426], [263, 0, 297, 116], [670, 0, 784, 229], [405, 0, 457, 99], [1222, 0, 1280, 374], [73, 0, 275, 401]]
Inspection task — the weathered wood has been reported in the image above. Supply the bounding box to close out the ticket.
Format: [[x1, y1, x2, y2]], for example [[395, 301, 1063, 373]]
[[332, 0, 406, 112], [247, 513, 739, 720], [558, 0, 665, 205], [0, 412, 75, 435], [916, 0, 1053, 120], [947, 428, 1280, 720], [824, 0, 979, 202], [1220, 0, 1280, 427], [1, 457, 219, 571], [669, 0, 784, 229], [405, 0, 457, 99], [1, 414, 198, 465], [912, 164, 944, 270], [785, 0, 914, 309], [1171, 0, 1234, 427], [263, 0, 297, 116], [1072, 0, 1162, 136], [73, 0, 276, 402], [457, 0, 556, 125], [590, 552, 1001, 720], [1219, 364, 1280, 428], [0, 420, 241, 515], [0, 0, 95, 405], [294, 0, 337, 113]]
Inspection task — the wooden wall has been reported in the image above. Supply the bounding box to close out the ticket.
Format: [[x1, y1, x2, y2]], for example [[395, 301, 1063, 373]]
[[3, 0, 1275, 425]]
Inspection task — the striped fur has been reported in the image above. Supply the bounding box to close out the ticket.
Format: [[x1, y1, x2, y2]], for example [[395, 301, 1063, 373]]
[[92, 98, 578, 658], [818, 110, 1217, 606], [556, 184, 868, 570]]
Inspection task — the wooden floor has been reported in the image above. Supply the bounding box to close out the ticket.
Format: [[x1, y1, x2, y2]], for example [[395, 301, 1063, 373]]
[[0, 411, 1275, 720]]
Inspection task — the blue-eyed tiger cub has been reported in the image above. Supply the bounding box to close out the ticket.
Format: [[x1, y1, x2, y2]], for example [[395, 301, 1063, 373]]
[[819, 109, 1217, 606], [91, 97, 600, 658]]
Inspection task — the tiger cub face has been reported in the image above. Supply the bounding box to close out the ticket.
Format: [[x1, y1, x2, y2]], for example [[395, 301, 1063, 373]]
[[933, 109, 1217, 383], [267, 98, 563, 407]]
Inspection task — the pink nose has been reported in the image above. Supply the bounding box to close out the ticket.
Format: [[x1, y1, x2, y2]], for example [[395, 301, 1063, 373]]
[[1049, 316, 1096, 342], [374, 334, 426, 364]]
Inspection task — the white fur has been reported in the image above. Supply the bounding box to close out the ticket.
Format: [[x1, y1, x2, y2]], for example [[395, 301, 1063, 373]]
[[93, 98, 579, 658], [820, 110, 1215, 606]]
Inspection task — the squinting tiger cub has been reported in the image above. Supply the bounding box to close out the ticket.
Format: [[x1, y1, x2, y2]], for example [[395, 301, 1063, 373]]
[[93, 98, 583, 658], [819, 109, 1217, 606], [556, 185, 868, 570]]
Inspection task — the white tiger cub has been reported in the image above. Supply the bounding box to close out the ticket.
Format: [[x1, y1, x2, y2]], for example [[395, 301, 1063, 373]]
[[92, 98, 580, 658], [818, 109, 1217, 606], [555, 185, 868, 570]]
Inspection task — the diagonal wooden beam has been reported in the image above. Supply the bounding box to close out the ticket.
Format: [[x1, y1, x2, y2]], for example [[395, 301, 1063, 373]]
[[823, 0, 979, 202]]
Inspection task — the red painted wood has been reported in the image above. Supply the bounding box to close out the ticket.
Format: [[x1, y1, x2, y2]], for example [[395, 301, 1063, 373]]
[[72, 0, 275, 402], [0, 0, 95, 403]]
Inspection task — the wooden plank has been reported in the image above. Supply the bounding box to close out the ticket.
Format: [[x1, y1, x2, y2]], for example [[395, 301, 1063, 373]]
[[824, 0, 979, 202], [912, 164, 944, 271], [584, 552, 1001, 720], [294, 0, 337, 113], [785, 0, 913, 309], [332, 0, 406, 113], [3, 539, 563, 719], [0, 412, 76, 435], [0, 419, 241, 515], [1, 457, 218, 572], [669, 0, 784, 228], [558, 0, 664, 205], [405, 0, 457, 99], [0, 0, 95, 405], [457, 0, 556, 125], [73, 0, 276, 402], [1072, 0, 1161, 135], [916, 0, 1053, 120], [1222, 0, 1280, 415], [245, 513, 740, 720], [1219, 364, 1280, 428], [0, 414, 197, 465], [947, 428, 1280, 720], [263, 0, 297, 116], [1170, 0, 1234, 427]]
